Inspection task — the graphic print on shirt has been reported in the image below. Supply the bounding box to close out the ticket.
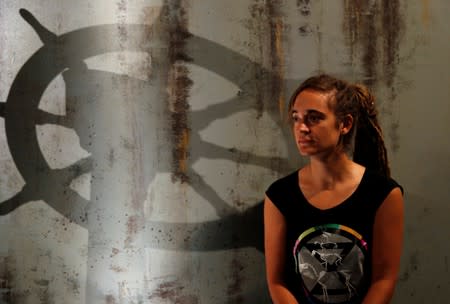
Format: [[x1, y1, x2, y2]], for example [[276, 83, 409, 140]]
[[293, 224, 368, 304]]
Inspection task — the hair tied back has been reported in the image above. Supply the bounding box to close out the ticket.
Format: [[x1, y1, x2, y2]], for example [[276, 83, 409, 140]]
[[351, 84, 377, 120]]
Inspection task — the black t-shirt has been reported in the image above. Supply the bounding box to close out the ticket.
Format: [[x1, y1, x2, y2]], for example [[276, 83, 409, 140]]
[[266, 169, 402, 304]]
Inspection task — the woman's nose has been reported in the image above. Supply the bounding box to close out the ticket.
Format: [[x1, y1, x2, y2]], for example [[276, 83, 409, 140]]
[[297, 121, 310, 133]]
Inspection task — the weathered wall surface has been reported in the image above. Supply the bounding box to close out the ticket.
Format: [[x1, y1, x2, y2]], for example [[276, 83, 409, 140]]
[[0, 1, 448, 303]]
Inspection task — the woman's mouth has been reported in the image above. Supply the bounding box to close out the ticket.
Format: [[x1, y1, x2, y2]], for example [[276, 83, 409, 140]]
[[298, 138, 313, 145]]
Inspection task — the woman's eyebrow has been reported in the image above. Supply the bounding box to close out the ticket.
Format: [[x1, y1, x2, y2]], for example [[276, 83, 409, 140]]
[[291, 109, 324, 115], [306, 109, 325, 116]]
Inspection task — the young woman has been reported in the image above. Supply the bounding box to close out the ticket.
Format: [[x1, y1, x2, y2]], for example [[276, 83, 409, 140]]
[[264, 74, 404, 304]]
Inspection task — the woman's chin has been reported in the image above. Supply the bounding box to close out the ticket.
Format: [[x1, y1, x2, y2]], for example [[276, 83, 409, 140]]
[[297, 148, 313, 156]]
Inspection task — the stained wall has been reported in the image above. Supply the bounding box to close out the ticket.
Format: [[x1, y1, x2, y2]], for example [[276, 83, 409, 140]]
[[0, 1, 448, 303]]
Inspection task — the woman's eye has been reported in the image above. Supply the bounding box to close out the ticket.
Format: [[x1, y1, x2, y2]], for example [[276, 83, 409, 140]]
[[306, 115, 321, 124]]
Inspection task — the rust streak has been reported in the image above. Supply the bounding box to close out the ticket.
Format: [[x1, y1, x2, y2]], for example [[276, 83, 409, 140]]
[[161, 0, 193, 183], [267, 1, 285, 120], [382, 0, 401, 88], [343, 0, 403, 152], [247, 0, 285, 119], [248, 1, 267, 118], [124, 215, 140, 247], [421, 0, 431, 27], [382, 0, 403, 152], [343, 1, 378, 88], [343, 0, 359, 64], [362, 3, 378, 88], [344, 0, 403, 89], [177, 128, 190, 174], [274, 20, 285, 119]]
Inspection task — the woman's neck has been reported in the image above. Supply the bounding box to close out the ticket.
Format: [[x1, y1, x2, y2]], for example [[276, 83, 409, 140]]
[[304, 153, 359, 190]]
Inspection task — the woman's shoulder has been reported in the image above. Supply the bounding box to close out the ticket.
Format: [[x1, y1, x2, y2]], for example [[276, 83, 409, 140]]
[[266, 170, 299, 191], [362, 169, 403, 196], [265, 170, 301, 215], [265, 170, 300, 202]]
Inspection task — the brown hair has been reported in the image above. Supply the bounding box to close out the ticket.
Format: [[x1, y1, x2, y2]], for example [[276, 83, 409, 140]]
[[288, 74, 391, 177]]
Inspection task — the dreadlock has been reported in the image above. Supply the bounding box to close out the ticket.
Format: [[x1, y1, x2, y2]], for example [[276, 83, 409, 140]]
[[341, 84, 391, 177], [288, 74, 391, 177]]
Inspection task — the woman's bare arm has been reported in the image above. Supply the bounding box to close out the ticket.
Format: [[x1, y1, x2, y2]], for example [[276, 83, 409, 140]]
[[264, 195, 299, 304], [363, 187, 404, 304]]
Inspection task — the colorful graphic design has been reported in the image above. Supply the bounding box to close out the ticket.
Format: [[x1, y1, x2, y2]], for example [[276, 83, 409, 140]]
[[293, 224, 368, 303]]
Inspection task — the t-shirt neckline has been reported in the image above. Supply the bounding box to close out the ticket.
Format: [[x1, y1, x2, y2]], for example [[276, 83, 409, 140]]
[[295, 168, 367, 211]]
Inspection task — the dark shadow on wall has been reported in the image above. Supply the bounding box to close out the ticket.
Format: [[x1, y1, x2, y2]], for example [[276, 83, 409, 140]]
[[0, 7, 309, 304], [0, 9, 301, 252]]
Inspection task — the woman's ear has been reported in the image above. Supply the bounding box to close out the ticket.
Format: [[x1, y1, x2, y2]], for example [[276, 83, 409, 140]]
[[340, 114, 353, 135]]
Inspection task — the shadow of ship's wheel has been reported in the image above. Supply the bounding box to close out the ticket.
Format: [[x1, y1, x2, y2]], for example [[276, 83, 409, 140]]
[[0, 9, 296, 251]]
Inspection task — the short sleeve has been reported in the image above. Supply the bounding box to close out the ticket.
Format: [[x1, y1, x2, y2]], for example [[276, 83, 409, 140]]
[[265, 171, 298, 216], [363, 170, 403, 211]]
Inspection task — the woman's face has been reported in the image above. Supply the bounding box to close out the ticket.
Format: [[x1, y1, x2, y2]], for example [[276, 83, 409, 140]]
[[291, 89, 343, 157]]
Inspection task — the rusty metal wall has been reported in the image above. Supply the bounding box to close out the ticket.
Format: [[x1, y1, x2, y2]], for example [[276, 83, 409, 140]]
[[0, 1, 448, 303]]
